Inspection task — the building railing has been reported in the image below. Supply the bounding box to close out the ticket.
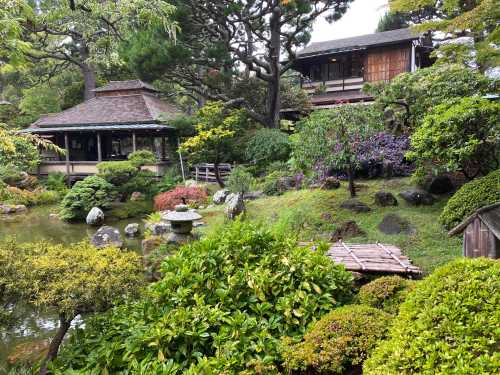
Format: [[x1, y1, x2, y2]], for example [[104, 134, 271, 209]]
[[300, 76, 364, 94]]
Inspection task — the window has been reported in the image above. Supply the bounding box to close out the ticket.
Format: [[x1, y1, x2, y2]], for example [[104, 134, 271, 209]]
[[310, 65, 322, 82]]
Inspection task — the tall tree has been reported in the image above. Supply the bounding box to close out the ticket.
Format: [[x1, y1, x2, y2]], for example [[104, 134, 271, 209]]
[[124, 0, 353, 128], [0, 0, 177, 100], [376, 12, 410, 32]]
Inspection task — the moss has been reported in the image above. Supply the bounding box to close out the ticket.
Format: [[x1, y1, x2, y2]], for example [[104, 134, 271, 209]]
[[357, 276, 416, 314], [440, 169, 500, 229], [282, 305, 392, 374], [364, 258, 500, 374]]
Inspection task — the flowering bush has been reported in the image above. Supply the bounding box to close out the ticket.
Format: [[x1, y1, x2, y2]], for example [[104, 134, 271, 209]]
[[154, 186, 208, 210], [356, 132, 414, 178]]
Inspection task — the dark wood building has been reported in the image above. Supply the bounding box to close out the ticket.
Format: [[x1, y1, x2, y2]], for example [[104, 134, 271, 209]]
[[288, 28, 433, 110], [449, 204, 500, 259], [24, 80, 180, 179]]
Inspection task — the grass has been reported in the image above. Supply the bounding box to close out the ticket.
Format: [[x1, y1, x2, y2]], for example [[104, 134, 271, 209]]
[[199, 178, 462, 274]]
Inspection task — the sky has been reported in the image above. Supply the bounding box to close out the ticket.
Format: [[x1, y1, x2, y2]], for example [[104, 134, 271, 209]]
[[310, 0, 389, 43]]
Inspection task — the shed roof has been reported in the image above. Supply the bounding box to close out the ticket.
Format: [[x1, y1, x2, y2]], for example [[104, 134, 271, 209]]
[[449, 203, 500, 238], [297, 28, 420, 58], [93, 79, 158, 93], [21, 123, 174, 134]]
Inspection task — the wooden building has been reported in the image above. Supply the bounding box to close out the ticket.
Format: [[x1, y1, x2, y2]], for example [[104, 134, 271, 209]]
[[287, 28, 433, 111], [23, 80, 181, 179], [449, 204, 500, 259]]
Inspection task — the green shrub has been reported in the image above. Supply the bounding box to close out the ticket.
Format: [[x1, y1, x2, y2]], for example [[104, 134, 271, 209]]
[[108, 199, 153, 220], [440, 169, 500, 229], [283, 305, 392, 374], [128, 149, 157, 167], [364, 258, 500, 374], [245, 128, 291, 168], [96, 160, 138, 186], [44, 172, 68, 194], [0, 186, 59, 206], [261, 171, 296, 196], [121, 170, 158, 197], [59, 176, 115, 221], [226, 165, 254, 194], [156, 167, 183, 193], [357, 276, 416, 315], [56, 222, 354, 373]]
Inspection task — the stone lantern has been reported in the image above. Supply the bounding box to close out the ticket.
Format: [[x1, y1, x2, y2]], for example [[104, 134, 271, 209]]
[[164, 204, 202, 244]]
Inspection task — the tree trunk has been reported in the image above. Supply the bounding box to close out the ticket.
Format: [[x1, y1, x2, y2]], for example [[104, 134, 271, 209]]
[[266, 6, 282, 129], [213, 161, 225, 188], [39, 316, 72, 375], [78, 43, 96, 101], [347, 164, 356, 198]]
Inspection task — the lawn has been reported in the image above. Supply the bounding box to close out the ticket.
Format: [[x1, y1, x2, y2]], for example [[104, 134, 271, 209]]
[[199, 178, 462, 274]]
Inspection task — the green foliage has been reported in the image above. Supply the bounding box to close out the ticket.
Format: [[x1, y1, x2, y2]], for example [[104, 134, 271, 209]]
[[108, 199, 153, 220], [18, 84, 62, 126], [56, 222, 354, 373], [128, 149, 157, 167], [157, 167, 183, 193], [283, 305, 392, 374], [365, 64, 494, 133], [440, 169, 500, 229], [97, 160, 138, 186], [376, 11, 410, 32], [44, 172, 68, 195], [357, 276, 416, 314], [408, 97, 500, 179], [0, 134, 40, 173], [261, 171, 296, 196], [226, 166, 254, 194], [121, 170, 159, 198], [0, 186, 59, 206], [59, 176, 115, 221], [245, 128, 291, 169], [364, 258, 500, 374]]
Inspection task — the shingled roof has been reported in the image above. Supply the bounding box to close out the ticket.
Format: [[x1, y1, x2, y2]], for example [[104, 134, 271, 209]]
[[29, 80, 181, 128], [297, 28, 420, 58]]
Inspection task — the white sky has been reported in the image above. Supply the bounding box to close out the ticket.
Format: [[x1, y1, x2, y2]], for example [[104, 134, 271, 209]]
[[310, 0, 389, 42]]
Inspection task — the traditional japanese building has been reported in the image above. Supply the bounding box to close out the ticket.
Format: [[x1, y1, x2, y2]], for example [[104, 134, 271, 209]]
[[288, 28, 433, 111], [24, 80, 181, 179]]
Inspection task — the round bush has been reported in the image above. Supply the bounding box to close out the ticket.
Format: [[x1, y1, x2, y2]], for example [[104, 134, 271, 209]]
[[440, 169, 500, 229], [283, 305, 392, 374], [357, 276, 416, 315], [59, 176, 115, 221], [245, 128, 291, 168], [96, 160, 138, 186], [128, 149, 157, 167], [364, 258, 500, 374], [154, 185, 208, 210], [56, 222, 354, 373]]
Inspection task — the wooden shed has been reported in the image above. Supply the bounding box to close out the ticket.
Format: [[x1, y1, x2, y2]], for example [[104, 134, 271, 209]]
[[449, 203, 500, 259]]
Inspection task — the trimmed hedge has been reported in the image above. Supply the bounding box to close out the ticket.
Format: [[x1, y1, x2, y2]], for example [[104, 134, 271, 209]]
[[357, 276, 416, 315], [283, 305, 392, 374], [440, 169, 500, 229], [364, 258, 500, 374]]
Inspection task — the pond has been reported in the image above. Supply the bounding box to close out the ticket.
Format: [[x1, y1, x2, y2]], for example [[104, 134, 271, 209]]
[[0, 205, 147, 372]]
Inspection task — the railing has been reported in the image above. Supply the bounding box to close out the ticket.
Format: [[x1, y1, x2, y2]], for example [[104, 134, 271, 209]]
[[38, 160, 171, 177], [192, 163, 232, 183], [301, 76, 364, 95]]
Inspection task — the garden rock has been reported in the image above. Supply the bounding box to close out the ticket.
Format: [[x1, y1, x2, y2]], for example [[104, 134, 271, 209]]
[[378, 214, 416, 235], [213, 189, 230, 205], [374, 191, 398, 207], [320, 177, 341, 190], [91, 226, 123, 249], [145, 222, 170, 236], [225, 193, 245, 220], [124, 223, 140, 237], [399, 189, 435, 206], [86, 207, 105, 226], [141, 236, 162, 257], [130, 192, 144, 201], [331, 221, 366, 241], [340, 199, 371, 213], [427, 175, 454, 195], [225, 193, 237, 204], [0, 204, 27, 214]]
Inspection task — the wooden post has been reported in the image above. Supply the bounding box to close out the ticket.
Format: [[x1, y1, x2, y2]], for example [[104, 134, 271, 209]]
[[64, 132, 70, 184], [132, 132, 137, 152], [161, 136, 166, 160], [97, 132, 102, 162]]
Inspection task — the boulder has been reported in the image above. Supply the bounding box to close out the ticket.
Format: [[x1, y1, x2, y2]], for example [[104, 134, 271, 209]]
[[340, 199, 371, 213], [243, 191, 264, 201], [145, 222, 170, 236], [225, 193, 245, 220], [130, 192, 144, 201], [378, 213, 416, 235], [331, 221, 366, 241], [225, 192, 238, 204], [399, 189, 435, 206], [124, 223, 140, 237], [48, 213, 59, 220], [374, 191, 398, 207], [0, 204, 26, 214], [427, 175, 454, 195], [166, 232, 198, 245], [86, 207, 105, 226], [91, 226, 123, 249], [213, 189, 230, 205], [320, 177, 341, 190], [141, 236, 163, 257]]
